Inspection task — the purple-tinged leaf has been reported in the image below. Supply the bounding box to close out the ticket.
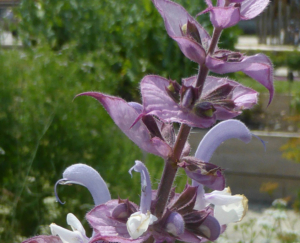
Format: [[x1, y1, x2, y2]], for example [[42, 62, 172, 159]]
[[172, 37, 206, 64], [206, 53, 274, 105], [22, 236, 62, 243], [76, 92, 171, 158], [180, 157, 225, 191], [169, 185, 198, 215], [201, 0, 269, 29], [209, 6, 240, 29], [90, 233, 148, 243], [141, 75, 215, 128], [151, 0, 211, 62], [182, 75, 258, 120]]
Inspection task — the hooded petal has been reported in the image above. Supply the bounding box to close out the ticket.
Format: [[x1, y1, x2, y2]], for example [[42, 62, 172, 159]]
[[195, 119, 252, 162], [76, 92, 171, 158], [127, 161, 158, 239], [22, 236, 62, 243], [128, 161, 152, 214], [206, 53, 274, 104], [141, 75, 215, 128], [56, 163, 111, 206]]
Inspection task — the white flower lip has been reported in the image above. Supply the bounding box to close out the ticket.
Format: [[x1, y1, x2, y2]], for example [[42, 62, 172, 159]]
[[50, 213, 89, 243], [126, 211, 157, 239]]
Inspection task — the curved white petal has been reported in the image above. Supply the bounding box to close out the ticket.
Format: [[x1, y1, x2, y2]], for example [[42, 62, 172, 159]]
[[213, 191, 248, 225], [50, 213, 89, 243], [67, 213, 86, 237], [126, 211, 157, 239]]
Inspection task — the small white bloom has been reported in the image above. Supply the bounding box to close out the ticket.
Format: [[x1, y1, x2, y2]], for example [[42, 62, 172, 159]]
[[256, 216, 274, 228], [264, 209, 287, 220], [272, 198, 287, 207], [50, 213, 89, 243], [205, 187, 248, 225], [126, 210, 157, 239]]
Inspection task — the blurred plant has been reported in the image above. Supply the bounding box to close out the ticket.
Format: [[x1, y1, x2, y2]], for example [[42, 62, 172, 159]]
[[260, 182, 279, 197], [280, 94, 300, 164]]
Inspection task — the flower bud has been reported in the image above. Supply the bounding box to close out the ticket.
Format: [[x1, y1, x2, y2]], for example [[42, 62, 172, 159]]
[[112, 200, 137, 221], [181, 24, 187, 36], [165, 212, 185, 236], [181, 20, 201, 44], [166, 81, 180, 103], [193, 102, 216, 118]]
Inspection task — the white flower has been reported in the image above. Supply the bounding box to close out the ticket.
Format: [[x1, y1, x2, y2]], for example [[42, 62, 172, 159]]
[[50, 213, 89, 243], [272, 198, 287, 207], [126, 210, 157, 239], [264, 209, 287, 220], [256, 216, 274, 228], [205, 187, 248, 225]]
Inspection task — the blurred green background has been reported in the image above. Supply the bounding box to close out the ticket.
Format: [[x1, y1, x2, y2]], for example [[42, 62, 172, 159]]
[[0, 0, 242, 241]]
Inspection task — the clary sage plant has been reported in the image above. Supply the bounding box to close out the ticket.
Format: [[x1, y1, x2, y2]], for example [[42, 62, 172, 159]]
[[23, 0, 272, 242]]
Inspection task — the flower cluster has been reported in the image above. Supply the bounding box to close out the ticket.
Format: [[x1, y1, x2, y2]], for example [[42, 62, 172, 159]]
[[23, 0, 272, 242]]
